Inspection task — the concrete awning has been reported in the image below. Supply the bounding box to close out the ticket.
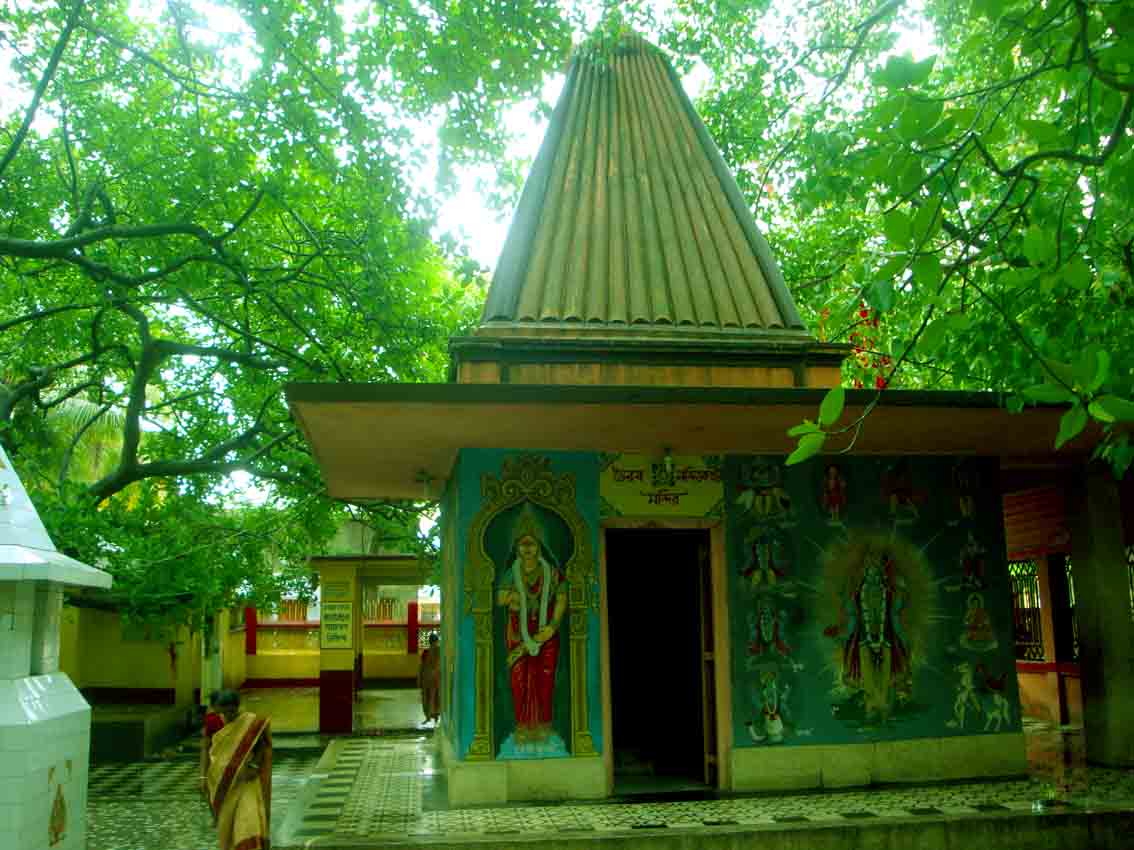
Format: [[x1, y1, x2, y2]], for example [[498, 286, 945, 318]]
[[0, 446, 111, 588], [286, 383, 1088, 501]]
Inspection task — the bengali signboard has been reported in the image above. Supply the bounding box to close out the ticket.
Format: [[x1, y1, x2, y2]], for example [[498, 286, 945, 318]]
[[322, 580, 352, 602], [600, 453, 724, 517], [321, 601, 353, 649]]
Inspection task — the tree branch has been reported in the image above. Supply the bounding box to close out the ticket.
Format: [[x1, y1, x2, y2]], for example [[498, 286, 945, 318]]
[[0, 221, 223, 260], [0, 0, 85, 178]]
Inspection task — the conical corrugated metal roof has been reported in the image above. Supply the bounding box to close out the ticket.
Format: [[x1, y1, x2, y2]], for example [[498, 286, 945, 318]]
[[481, 35, 807, 334]]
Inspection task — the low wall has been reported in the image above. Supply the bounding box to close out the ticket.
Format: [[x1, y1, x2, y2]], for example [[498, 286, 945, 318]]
[[60, 605, 196, 706], [1016, 662, 1083, 726], [246, 651, 320, 685], [730, 733, 1027, 791], [243, 622, 424, 685], [1017, 667, 1061, 723]]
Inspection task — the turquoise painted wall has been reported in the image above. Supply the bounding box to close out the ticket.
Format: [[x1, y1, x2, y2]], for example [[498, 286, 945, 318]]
[[724, 455, 1022, 747], [451, 449, 604, 760], [440, 472, 460, 748]]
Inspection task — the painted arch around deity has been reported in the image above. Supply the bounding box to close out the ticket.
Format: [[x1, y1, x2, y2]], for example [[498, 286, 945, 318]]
[[460, 451, 602, 761]]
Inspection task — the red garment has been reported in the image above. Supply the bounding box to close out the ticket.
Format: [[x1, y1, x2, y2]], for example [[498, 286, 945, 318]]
[[204, 712, 225, 738], [504, 569, 563, 731], [822, 477, 847, 513]]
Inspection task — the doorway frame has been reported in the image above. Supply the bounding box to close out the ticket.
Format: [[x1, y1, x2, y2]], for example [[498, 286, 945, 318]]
[[599, 518, 732, 792]]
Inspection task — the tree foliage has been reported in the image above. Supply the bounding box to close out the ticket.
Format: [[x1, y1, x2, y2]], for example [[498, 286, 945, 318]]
[[0, 0, 569, 622], [4, 0, 1132, 621], [658, 0, 1134, 474]]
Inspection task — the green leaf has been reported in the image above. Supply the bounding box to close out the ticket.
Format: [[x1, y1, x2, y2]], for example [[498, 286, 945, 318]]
[[898, 98, 944, 139], [819, 386, 846, 427], [1076, 343, 1110, 392], [1092, 395, 1134, 422], [786, 431, 826, 465], [1042, 359, 1078, 390], [911, 201, 941, 245], [883, 210, 912, 246], [1021, 384, 1077, 404], [1019, 119, 1063, 147], [908, 56, 936, 86], [1055, 404, 1088, 450], [919, 318, 949, 353], [868, 278, 895, 311], [945, 311, 972, 332], [874, 55, 916, 89], [1088, 399, 1115, 423], [1063, 257, 1093, 291], [912, 255, 942, 288], [1023, 226, 1054, 267], [786, 420, 823, 437]]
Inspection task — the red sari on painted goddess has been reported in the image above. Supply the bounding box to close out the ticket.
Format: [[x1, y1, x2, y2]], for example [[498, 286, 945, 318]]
[[497, 503, 567, 751]]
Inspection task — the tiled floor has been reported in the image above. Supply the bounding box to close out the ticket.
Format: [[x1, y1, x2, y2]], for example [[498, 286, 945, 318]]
[[276, 719, 1134, 843], [87, 712, 1134, 849], [87, 744, 321, 850]]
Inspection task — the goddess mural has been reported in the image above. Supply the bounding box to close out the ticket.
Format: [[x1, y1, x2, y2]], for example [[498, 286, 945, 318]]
[[496, 502, 569, 756], [826, 548, 912, 722]]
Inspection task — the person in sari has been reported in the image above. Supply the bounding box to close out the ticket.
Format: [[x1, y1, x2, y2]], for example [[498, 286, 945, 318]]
[[418, 632, 442, 724], [496, 502, 568, 755], [205, 689, 272, 850]]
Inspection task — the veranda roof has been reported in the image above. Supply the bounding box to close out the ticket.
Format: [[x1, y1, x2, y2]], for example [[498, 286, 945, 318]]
[[286, 383, 1089, 501]]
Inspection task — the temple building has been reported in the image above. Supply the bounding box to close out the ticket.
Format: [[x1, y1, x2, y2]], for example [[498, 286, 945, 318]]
[[287, 36, 1133, 805]]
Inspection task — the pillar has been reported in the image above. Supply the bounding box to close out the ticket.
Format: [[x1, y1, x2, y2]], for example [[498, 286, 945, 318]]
[[1, 446, 111, 850], [1068, 464, 1134, 766], [317, 561, 359, 734]]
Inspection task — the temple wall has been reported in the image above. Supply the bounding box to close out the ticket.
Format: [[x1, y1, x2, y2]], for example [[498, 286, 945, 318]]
[[722, 455, 1024, 785], [450, 449, 604, 765], [440, 449, 1025, 803]]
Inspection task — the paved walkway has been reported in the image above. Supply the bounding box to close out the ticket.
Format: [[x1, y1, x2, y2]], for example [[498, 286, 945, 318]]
[[277, 729, 1134, 845], [86, 712, 1134, 849]]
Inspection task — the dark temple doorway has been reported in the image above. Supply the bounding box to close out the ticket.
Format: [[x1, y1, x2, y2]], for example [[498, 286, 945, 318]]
[[606, 528, 713, 796]]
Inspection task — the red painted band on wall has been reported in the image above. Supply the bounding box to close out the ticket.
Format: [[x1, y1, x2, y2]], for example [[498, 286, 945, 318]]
[[1015, 661, 1081, 676]]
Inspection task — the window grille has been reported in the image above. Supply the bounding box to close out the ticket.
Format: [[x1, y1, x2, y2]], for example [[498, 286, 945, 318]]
[[1009, 559, 1045, 661], [1065, 558, 1079, 661]]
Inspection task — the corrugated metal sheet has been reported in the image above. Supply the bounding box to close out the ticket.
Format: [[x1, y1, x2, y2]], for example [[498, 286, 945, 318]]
[[483, 36, 806, 332], [1003, 486, 1071, 559]]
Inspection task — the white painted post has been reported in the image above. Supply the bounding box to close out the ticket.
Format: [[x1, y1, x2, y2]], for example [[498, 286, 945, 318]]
[[0, 446, 111, 850]]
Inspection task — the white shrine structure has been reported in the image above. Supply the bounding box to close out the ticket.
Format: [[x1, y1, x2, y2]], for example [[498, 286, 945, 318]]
[[0, 445, 110, 849]]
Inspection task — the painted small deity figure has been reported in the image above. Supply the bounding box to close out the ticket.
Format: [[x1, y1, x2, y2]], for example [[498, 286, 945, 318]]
[[825, 549, 912, 722], [746, 671, 789, 744], [947, 662, 1011, 731], [741, 528, 789, 589], [736, 462, 792, 519], [880, 460, 921, 522], [952, 461, 977, 520], [959, 533, 986, 589], [496, 503, 569, 756], [748, 598, 792, 662], [959, 591, 998, 652], [820, 463, 848, 524]]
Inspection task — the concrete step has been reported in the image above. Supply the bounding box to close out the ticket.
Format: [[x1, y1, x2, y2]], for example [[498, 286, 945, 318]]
[[278, 806, 1134, 849]]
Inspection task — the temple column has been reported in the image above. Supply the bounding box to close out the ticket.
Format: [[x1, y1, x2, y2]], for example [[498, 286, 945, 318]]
[[1068, 464, 1134, 766]]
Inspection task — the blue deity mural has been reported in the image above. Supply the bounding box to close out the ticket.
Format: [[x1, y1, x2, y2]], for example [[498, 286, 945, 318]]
[[726, 455, 1021, 746]]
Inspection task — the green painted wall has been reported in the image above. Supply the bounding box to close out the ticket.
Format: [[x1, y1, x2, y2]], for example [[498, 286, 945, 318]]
[[725, 455, 1021, 746]]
